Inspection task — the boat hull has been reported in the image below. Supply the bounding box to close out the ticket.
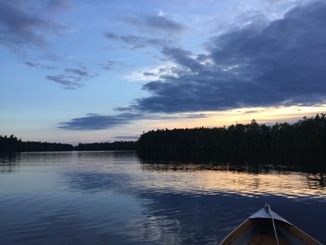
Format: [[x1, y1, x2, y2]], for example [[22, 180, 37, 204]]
[[218, 206, 322, 245]]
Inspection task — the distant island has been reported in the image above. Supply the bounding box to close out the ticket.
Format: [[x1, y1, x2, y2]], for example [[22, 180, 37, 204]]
[[1, 114, 325, 165]]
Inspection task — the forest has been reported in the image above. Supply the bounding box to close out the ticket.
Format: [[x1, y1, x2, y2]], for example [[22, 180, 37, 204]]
[[137, 114, 326, 164], [75, 141, 136, 151], [0, 135, 74, 152], [0, 135, 136, 153], [1, 114, 325, 165]]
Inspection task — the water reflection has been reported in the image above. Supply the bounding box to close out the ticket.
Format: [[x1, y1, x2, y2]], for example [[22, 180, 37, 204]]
[[1, 151, 325, 244], [65, 172, 132, 194], [72, 150, 138, 163], [306, 173, 325, 188], [0, 153, 20, 173], [141, 162, 326, 199]]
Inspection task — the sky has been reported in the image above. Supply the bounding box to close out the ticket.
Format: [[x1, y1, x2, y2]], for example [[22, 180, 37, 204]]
[[1, 0, 325, 144]]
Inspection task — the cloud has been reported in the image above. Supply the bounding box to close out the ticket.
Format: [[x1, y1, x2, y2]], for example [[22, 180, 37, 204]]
[[46, 67, 97, 89], [99, 60, 122, 71], [122, 14, 186, 34], [143, 15, 185, 33], [105, 14, 185, 49], [130, 1, 326, 113], [143, 72, 156, 76], [61, 1, 326, 130], [46, 75, 84, 89], [0, 0, 69, 53], [24, 61, 55, 69], [59, 113, 141, 130], [114, 136, 139, 140], [65, 68, 88, 77], [0, 1, 90, 90], [58, 111, 207, 131], [45, 0, 70, 13], [105, 32, 174, 49]]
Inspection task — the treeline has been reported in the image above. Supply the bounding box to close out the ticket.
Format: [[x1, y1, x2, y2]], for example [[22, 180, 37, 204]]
[[0, 135, 24, 152], [24, 141, 74, 152], [137, 114, 326, 164], [75, 141, 136, 151], [0, 135, 136, 153], [0, 135, 74, 152]]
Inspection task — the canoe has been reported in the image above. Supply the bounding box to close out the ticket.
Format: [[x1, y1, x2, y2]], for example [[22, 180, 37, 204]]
[[218, 204, 322, 245]]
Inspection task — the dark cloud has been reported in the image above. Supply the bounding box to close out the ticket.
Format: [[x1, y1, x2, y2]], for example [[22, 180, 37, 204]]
[[0, 0, 68, 52], [61, 1, 326, 130], [131, 1, 326, 113], [58, 111, 207, 131], [59, 113, 141, 130], [46, 67, 96, 89]]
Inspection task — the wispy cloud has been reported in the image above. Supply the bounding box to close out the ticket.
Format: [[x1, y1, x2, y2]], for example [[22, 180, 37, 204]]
[[0, 0, 69, 53], [24, 61, 55, 69], [105, 14, 185, 50], [113, 135, 139, 140], [0, 1, 98, 91], [105, 32, 174, 49], [99, 60, 123, 71], [46, 74, 84, 89], [122, 15, 186, 34], [46, 67, 97, 89]]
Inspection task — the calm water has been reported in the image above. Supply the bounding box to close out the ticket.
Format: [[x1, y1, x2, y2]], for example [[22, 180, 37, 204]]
[[0, 151, 325, 244]]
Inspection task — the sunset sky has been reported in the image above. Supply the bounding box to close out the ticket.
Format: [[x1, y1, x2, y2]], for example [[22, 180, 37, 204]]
[[1, 0, 325, 144]]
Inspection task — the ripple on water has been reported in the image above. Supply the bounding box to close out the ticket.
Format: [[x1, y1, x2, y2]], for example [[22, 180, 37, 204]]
[[1, 152, 325, 244]]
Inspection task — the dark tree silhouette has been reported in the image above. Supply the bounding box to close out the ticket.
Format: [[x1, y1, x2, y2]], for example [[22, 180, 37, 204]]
[[75, 141, 136, 151], [0, 135, 136, 153], [137, 114, 326, 165], [0, 135, 23, 153]]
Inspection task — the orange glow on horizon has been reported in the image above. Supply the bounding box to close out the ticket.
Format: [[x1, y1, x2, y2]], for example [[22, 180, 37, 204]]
[[146, 104, 326, 130]]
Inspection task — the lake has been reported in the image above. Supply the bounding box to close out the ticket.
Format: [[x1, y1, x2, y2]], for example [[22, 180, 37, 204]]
[[0, 151, 325, 244]]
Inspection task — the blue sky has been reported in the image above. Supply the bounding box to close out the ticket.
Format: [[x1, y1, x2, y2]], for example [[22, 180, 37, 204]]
[[1, 0, 325, 144]]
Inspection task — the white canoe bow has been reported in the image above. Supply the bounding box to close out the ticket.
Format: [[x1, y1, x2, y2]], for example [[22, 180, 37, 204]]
[[218, 204, 322, 245]]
